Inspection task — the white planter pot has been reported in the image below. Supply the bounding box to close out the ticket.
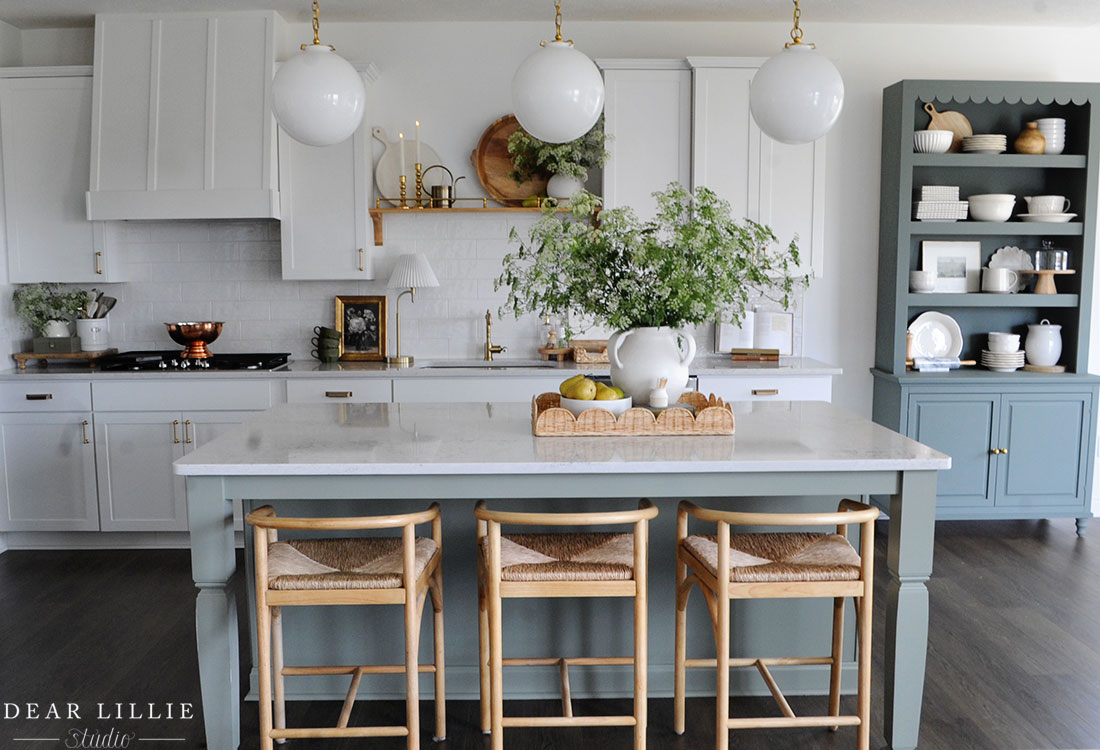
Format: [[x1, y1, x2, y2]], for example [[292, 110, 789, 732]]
[[608, 327, 697, 404], [43, 319, 71, 338], [1025, 319, 1062, 367], [547, 173, 585, 200]]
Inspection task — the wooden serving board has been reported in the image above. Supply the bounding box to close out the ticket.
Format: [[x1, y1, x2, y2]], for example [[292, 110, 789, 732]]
[[13, 348, 118, 370], [471, 114, 549, 206], [924, 102, 973, 153]]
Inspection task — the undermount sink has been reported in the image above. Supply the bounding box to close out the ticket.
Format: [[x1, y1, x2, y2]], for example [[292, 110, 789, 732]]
[[416, 359, 557, 369]]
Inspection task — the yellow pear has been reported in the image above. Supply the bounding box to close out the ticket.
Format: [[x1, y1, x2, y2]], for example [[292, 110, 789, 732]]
[[595, 383, 618, 401], [559, 374, 585, 396], [569, 378, 597, 400]]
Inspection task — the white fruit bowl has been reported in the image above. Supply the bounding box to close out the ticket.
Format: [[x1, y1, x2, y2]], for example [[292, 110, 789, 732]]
[[560, 395, 633, 418]]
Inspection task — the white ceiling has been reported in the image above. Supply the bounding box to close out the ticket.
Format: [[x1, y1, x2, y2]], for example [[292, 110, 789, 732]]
[[1, 0, 1097, 29]]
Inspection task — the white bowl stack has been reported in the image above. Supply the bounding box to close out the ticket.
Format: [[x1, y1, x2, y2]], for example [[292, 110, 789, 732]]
[[962, 134, 1007, 154], [913, 130, 953, 154], [1035, 117, 1066, 155], [982, 332, 1024, 372], [915, 184, 968, 222]]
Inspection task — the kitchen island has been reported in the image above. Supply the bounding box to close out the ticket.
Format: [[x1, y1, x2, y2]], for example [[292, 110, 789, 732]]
[[175, 400, 947, 750]]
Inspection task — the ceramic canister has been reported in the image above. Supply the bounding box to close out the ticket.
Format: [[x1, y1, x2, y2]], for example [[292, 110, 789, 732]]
[[1024, 319, 1062, 367]]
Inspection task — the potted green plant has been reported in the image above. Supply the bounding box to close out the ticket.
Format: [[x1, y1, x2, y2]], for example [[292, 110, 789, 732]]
[[13, 283, 90, 348], [508, 116, 609, 200], [496, 183, 806, 401]]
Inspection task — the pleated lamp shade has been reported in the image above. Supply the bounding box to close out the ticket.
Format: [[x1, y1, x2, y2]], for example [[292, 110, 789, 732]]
[[387, 253, 439, 289]]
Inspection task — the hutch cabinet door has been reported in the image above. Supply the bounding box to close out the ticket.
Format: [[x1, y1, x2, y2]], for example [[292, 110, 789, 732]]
[[0, 412, 99, 532], [996, 392, 1091, 509], [907, 393, 998, 508]]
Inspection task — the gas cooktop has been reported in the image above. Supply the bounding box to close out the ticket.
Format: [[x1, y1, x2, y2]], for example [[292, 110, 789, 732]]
[[97, 351, 290, 372]]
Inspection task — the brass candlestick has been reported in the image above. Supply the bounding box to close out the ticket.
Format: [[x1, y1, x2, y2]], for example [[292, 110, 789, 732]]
[[414, 163, 423, 207], [399, 175, 408, 209]]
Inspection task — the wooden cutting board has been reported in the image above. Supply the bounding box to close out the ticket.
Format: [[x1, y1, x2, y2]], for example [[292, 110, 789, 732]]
[[471, 114, 549, 206], [924, 103, 972, 153]]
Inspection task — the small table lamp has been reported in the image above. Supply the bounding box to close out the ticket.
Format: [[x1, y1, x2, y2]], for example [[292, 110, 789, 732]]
[[387, 253, 439, 366]]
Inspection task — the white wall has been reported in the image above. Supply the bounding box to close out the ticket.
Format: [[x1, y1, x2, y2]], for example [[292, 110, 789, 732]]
[[0, 20, 21, 66], [2, 19, 1099, 416]]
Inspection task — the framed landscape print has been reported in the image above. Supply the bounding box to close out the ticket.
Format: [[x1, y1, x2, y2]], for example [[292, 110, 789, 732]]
[[921, 240, 981, 293], [335, 295, 387, 361]]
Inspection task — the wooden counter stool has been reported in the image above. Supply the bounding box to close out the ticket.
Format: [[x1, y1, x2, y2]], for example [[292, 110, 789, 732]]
[[674, 499, 879, 750], [475, 500, 659, 750], [245, 504, 446, 750]]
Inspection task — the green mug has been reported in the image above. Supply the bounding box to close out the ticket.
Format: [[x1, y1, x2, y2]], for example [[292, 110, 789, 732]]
[[313, 325, 341, 339]]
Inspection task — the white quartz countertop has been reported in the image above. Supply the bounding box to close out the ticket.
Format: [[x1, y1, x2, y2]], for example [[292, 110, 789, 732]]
[[1, 355, 841, 380], [173, 400, 949, 476]]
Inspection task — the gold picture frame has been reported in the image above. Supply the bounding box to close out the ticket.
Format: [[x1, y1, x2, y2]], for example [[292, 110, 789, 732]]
[[335, 295, 387, 361]]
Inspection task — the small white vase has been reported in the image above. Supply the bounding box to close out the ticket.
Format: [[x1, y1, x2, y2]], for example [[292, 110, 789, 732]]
[[43, 320, 71, 338], [546, 173, 585, 201], [608, 327, 697, 404]]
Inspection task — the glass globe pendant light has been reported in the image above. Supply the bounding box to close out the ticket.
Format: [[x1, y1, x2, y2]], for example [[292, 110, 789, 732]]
[[511, 1, 604, 144], [749, 0, 844, 145], [271, 0, 366, 147]]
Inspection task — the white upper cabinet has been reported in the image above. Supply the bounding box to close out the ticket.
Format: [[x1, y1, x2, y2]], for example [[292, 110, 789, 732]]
[[690, 58, 825, 278], [599, 60, 693, 221], [278, 67, 376, 280], [87, 12, 280, 220], [600, 57, 825, 278], [0, 68, 113, 283]]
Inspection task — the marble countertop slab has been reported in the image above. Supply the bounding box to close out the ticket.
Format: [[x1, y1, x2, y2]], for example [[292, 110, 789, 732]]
[[173, 400, 949, 477]]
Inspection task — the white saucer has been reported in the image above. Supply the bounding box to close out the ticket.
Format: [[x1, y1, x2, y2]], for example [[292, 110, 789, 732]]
[[1018, 213, 1077, 223]]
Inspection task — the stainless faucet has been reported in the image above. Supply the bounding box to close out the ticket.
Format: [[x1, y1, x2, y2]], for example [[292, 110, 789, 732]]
[[485, 310, 506, 361]]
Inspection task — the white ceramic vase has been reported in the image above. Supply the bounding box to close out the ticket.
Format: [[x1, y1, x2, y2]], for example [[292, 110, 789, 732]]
[[608, 327, 697, 404], [1024, 319, 1062, 367], [43, 319, 71, 338], [546, 173, 585, 201]]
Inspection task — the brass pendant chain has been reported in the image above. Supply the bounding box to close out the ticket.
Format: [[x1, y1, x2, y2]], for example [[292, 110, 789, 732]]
[[785, 0, 815, 49], [541, 0, 573, 47], [312, 0, 321, 45]]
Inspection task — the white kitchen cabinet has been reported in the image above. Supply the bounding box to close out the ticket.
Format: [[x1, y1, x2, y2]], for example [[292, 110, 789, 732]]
[[0, 68, 113, 283], [599, 58, 825, 278], [278, 66, 377, 280], [690, 58, 825, 278], [87, 12, 280, 220], [0, 380, 99, 532], [92, 379, 273, 531], [286, 379, 392, 403], [598, 60, 692, 220], [695, 373, 833, 403], [393, 376, 566, 403]]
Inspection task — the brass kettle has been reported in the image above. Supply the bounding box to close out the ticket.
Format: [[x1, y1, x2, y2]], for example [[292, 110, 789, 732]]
[[422, 164, 466, 208]]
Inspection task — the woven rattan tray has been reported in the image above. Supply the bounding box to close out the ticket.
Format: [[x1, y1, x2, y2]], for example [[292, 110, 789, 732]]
[[532, 391, 735, 436]]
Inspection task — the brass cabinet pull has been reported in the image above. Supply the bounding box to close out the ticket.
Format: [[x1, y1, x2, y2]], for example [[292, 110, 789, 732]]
[[991, 448, 1009, 455], [1001, 447, 1008, 455], [751, 388, 780, 396], [81, 420, 90, 445], [184, 419, 193, 444], [25, 393, 53, 400], [358, 248, 365, 272], [172, 419, 181, 444], [95, 251, 103, 275], [325, 391, 353, 399]]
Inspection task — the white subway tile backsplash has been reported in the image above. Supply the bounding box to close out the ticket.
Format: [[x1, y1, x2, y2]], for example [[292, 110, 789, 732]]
[[57, 217, 802, 365]]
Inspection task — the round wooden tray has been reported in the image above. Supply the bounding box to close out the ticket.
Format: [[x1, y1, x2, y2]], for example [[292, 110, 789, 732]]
[[470, 114, 549, 206]]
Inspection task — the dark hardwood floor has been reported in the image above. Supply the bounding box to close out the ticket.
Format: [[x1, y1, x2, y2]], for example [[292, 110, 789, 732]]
[[1, 518, 1097, 749]]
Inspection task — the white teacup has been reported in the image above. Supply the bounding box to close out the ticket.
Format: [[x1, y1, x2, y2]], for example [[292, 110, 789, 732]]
[[1023, 195, 1070, 215], [982, 267, 1018, 293], [987, 332, 1020, 353], [909, 269, 936, 293]]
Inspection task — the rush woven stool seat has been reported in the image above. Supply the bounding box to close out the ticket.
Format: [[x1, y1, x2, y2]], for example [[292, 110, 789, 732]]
[[245, 504, 446, 750], [475, 500, 658, 750], [674, 499, 879, 750]]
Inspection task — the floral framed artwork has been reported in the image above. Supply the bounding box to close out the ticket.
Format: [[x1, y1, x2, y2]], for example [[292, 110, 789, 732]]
[[335, 295, 387, 361]]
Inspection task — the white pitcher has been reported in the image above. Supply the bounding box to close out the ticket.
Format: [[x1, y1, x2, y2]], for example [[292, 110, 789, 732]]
[[609, 327, 697, 403], [1024, 319, 1062, 367]]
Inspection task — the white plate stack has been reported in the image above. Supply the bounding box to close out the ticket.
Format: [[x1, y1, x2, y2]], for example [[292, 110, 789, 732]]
[[962, 134, 1007, 154], [1036, 118, 1065, 155], [982, 331, 1024, 372], [915, 185, 968, 222]]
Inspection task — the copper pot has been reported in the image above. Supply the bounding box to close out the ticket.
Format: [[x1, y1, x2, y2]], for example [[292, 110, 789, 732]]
[[165, 321, 223, 359]]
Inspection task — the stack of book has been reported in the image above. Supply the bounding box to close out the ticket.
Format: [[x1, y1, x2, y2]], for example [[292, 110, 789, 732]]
[[730, 348, 780, 362], [914, 185, 968, 222]]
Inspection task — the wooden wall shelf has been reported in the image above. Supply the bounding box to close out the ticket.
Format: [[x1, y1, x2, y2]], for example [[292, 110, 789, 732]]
[[368, 205, 596, 246]]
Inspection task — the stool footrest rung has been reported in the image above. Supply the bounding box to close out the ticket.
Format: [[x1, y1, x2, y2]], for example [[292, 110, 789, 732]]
[[727, 715, 861, 729], [684, 656, 834, 668], [271, 726, 411, 739], [502, 716, 637, 728], [282, 664, 437, 675]]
